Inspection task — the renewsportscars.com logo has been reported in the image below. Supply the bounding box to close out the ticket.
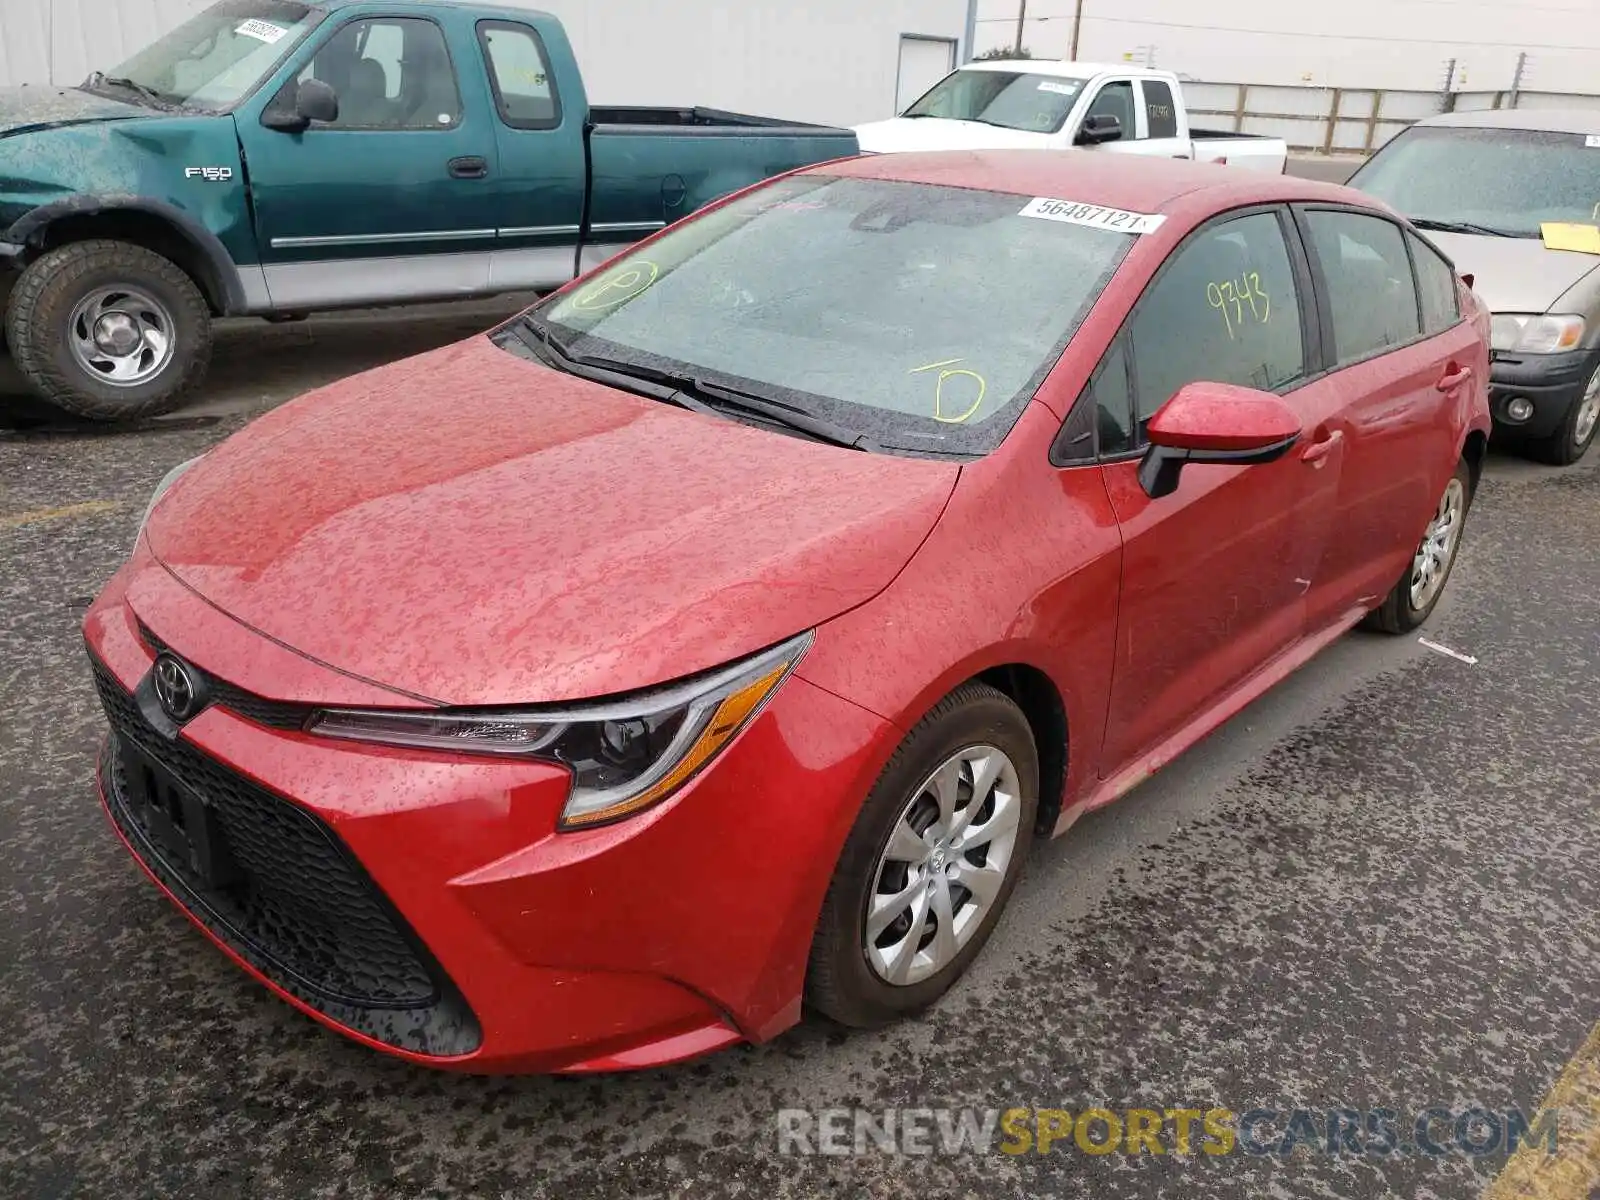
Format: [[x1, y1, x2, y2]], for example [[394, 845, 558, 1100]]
[[777, 1106, 1561, 1158]]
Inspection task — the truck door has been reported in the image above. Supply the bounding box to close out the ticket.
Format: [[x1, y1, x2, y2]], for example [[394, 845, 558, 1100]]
[[237, 13, 500, 308], [474, 18, 588, 292], [1080, 77, 1179, 159], [1136, 78, 1190, 159]]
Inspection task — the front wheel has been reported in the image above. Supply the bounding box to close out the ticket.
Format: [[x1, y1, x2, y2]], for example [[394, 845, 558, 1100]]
[[1365, 459, 1473, 634], [805, 683, 1038, 1028], [3, 239, 212, 421], [1529, 364, 1600, 466]]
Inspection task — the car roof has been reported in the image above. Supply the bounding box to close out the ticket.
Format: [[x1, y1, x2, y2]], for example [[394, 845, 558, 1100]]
[[1414, 107, 1600, 135], [957, 59, 1171, 81], [317, 0, 551, 15], [821, 149, 1375, 220]]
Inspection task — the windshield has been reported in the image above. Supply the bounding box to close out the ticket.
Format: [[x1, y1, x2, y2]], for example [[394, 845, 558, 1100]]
[[527, 175, 1134, 456], [88, 0, 322, 112], [1351, 126, 1600, 237], [902, 70, 1087, 134]]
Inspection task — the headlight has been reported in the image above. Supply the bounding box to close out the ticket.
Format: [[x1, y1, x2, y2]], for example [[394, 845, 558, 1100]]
[[307, 632, 812, 829], [137, 456, 202, 545], [1490, 313, 1586, 354]]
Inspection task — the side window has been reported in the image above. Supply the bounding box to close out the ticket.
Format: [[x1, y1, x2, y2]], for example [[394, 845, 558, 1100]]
[[1086, 80, 1138, 139], [1304, 211, 1421, 364], [1141, 80, 1179, 139], [1409, 231, 1462, 335], [1127, 211, 1306, 425], [480, 21, 562, 129], [1094, 338, 1137, 455], [297, 18, 461, 129]]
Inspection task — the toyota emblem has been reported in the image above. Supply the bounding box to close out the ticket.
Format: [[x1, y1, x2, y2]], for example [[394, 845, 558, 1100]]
[[152, 654, 200, 722]]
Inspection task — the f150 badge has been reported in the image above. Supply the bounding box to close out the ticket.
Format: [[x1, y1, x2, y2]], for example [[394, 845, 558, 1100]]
[[184, 166, 234, 182]]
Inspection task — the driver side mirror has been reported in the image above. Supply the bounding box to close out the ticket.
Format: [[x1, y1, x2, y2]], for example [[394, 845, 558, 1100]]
[[1076, 114, 1123, 146], [262, 78, 340, 132], [1138, 382, 1302, 500]]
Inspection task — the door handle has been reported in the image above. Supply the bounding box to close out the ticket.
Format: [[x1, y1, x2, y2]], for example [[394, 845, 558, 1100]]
[[1300, 428, 1344, 465], [448, 156, 489, 180], [1436, 364, 1474, 392]]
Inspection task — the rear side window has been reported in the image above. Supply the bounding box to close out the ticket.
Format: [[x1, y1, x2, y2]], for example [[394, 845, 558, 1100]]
[[1305, 211, 1421, 364], [1142, 80, 1178, 139], [1409, 231, 1461, 334], [1127, 210, 1305, 425], [479, 21, 561, 129]]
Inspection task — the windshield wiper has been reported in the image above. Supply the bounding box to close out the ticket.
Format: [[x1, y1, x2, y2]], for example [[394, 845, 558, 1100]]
[[87, 72, 171, 109], [1411, 217, 1534, 239], [514, 318, 884, 453]]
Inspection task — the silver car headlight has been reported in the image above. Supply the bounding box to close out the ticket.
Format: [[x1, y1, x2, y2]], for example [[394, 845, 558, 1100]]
[[307, 632, 813, 828], [135, 456, 202, 549], [1490, 313, 1585, 354]]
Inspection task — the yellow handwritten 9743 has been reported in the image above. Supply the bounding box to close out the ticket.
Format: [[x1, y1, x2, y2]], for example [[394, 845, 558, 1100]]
[[1206, 272, 1270, 339]]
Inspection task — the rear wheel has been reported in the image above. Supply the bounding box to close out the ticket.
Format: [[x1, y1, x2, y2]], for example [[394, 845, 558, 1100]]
[[805, 683, 1038, 1028], [3, 239, 212, 421], [1365, 458, 1473, 634], [1529, 364, 1600, 465]]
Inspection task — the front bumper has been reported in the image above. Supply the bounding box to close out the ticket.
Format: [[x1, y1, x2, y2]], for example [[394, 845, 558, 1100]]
[[1488, 347, 1595, 440], [83, 548, 893, 1074]]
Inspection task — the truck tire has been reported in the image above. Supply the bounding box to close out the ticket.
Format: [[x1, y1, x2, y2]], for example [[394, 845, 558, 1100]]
[[3, 239, 212, 422]]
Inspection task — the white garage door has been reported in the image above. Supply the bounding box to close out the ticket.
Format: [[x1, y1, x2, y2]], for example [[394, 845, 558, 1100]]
[[895, 35, 956, 114]]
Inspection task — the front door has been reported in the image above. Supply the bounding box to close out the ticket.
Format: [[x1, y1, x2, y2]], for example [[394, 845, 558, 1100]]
[[237, 13, 499, 308], [1096, 207, 1330, 772]]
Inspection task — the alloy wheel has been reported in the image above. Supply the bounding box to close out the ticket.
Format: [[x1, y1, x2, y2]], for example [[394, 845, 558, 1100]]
[[1409, 476, 1467, 612], [1573, 365, 1600, 451], [864, 744, 1023, 986]]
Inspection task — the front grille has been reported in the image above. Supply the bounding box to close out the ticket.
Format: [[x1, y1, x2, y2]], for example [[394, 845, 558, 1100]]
[[92, 656, 481, 1057], [136, 622, 311, 731]]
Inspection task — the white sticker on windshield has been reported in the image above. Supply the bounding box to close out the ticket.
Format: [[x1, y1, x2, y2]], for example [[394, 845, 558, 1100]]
[[1018, 197, 1167, 235], [1586, 135, 1600, 148], [235, 19, 288, 44], [1037, 80, 1079, 95]]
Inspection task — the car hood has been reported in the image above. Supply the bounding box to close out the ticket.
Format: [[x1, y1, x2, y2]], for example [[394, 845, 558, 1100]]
[[1426, 230, 1600, 314], [853, 117, 1051, 153], [0, 84, 145, 138], [145, 336, 960, 707]]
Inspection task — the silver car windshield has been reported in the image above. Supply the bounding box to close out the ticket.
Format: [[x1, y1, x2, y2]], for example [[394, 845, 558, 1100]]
[[1353, 126, 1600, 238]]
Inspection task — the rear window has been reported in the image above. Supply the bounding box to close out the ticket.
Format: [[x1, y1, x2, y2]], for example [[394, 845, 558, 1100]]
[[1143, 80, 1179, 139], [531, 176, 1138, 456]]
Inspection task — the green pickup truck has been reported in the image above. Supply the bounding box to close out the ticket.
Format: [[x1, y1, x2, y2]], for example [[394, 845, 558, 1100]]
[[0, 0, 857, 420]]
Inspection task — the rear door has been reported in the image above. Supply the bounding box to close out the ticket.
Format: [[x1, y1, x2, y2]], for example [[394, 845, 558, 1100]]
[[1087, 207, 1334, 773], [1293, 206, 1474, 628], [1135, 78, 1189, 159], [475, 17, 587, 292]]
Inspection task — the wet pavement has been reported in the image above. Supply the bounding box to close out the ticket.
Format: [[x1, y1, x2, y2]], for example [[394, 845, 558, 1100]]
[[2, 291, 1598, 1199]]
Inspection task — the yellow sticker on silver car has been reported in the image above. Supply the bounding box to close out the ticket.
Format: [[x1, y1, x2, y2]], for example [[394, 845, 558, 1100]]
[[1019, 197, 1167, 235]]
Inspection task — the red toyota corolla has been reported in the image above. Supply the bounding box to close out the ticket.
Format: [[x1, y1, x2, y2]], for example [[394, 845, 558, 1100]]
[[84, 151, 1491, 1074]]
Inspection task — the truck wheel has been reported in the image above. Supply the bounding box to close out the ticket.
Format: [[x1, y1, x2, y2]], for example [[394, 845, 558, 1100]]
[[1529, 366, 1600, 466], [3, 240, 212, 421]]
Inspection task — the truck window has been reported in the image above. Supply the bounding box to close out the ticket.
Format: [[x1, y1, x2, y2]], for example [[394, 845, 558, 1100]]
[[1141, 81, 1178, 139], [298, 18, 462, 129], [1304, 211, 1422, 365], [902, 71, 1086, 135], [479, 21, 562, 130], [1127, 211, 1305, 424], [1408, 232, 1462, 335], [1085, 81, 1137, 140]]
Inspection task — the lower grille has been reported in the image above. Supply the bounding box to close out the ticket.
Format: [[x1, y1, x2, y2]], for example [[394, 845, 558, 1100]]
[[92, 656, 481, 1057]]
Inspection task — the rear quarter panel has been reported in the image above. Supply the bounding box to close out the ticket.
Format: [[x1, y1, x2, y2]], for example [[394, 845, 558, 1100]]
[[587, 127, 859, 228]]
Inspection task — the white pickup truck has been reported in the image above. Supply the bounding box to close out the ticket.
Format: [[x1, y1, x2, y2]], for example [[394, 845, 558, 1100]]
[[857, 60, 1289, 173]]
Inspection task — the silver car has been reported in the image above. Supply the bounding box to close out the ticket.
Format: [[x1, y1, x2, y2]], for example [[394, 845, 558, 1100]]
[[1348, 108, 1600, 464]]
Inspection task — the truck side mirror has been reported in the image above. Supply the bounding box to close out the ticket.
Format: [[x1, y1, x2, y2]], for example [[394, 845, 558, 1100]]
[[263, 78, 340, 132], [1076, 114, 1123, 146]]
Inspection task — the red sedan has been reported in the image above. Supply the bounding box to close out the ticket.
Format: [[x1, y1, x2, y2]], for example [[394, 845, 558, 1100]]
[[84, 150, 1491, 1074]]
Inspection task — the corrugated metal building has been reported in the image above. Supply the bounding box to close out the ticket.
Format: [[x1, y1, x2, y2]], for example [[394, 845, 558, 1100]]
[[0, 0, 973, 126]]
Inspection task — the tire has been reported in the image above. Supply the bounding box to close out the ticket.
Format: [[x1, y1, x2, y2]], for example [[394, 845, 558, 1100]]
[[3, 240, 212, 421], [1528, 370, 1600, 466], [1364, 458, 1474, 635], [805, 682, 1039, 1028]]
